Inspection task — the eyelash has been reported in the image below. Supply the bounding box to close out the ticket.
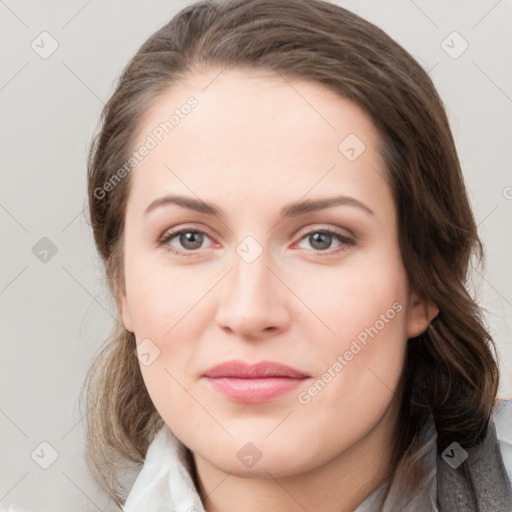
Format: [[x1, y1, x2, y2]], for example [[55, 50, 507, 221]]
[[156, 226, 356, 257]]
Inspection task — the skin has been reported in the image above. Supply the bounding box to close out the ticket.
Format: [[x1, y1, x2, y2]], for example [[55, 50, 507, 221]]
[[120, 67, 438, 512]]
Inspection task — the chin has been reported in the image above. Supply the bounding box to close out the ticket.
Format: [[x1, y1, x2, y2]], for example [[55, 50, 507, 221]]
[[193, 434, 326, 479], [205, 452, 308, 478]]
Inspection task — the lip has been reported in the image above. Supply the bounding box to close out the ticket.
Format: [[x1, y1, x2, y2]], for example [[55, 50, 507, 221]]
[[203, 360, 310, 403]]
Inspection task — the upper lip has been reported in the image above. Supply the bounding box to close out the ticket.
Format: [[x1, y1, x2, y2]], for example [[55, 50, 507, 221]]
[[203, 360, 309, 379]]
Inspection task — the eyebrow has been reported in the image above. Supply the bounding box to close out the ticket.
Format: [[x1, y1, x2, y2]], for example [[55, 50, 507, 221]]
[[144, 194, 375, 218]]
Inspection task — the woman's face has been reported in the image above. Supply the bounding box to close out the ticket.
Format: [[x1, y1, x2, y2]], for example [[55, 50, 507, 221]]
[[120, 68, 435, 478]]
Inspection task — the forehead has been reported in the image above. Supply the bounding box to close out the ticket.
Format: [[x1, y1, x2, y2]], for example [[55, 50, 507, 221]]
[[127, 67, 389, 218]]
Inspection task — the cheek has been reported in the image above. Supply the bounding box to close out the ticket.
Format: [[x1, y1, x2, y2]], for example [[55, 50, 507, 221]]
[[301, 246, 409, 344], [124, 250, 202, 337], [126, 260, 210, 407], [305, 296, 408, 406]]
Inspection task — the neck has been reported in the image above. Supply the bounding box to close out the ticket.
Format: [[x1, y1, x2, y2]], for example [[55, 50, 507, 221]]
[[193, 399, 399, 512]]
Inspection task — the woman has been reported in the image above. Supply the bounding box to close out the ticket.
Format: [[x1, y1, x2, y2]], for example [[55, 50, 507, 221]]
[[83, 0, 512, 510]]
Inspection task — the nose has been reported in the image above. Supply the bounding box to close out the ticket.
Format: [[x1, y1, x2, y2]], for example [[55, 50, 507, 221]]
[[214, 247, 291, 340]]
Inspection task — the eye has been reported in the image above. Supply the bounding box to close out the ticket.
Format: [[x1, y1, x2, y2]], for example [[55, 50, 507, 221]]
[[157, 228, 213, 256], [295, 228, 355, 255], [157, 226, 356, 257]]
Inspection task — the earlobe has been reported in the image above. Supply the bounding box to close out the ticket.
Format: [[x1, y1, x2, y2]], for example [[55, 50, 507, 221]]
[[406, 291, 439, 339]]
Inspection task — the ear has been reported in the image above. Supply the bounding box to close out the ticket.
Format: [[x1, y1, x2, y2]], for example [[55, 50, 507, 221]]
[[406, 289, 439, 339], [120, 292, 135, 333]]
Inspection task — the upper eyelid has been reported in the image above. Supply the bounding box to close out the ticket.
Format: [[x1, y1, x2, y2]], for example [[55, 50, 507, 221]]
[[161, 224, 216, 241], [295, 224, 354, 239], [161, 223, 353, 237]]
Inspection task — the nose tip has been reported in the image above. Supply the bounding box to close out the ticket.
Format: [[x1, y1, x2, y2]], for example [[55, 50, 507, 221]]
[[223, 312, 279, 340], [214, 254, 290, 340]]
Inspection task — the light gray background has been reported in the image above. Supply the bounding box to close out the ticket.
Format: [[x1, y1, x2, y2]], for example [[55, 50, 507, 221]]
[[1, 1, 511, 510]]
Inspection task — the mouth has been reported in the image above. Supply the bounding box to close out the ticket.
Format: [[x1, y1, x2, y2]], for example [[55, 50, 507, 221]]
[[202, 360, 310, 403]]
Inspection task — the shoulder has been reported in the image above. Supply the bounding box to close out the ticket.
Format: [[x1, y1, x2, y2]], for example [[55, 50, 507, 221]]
[[494, 397, 512, 489]]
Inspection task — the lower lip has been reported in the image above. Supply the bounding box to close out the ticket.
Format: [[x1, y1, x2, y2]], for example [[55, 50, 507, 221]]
[[204, 377, 306, 403]]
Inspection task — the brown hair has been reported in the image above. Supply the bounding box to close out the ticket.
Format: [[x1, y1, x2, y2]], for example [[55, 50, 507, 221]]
[[83, 0, 501, 507]]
